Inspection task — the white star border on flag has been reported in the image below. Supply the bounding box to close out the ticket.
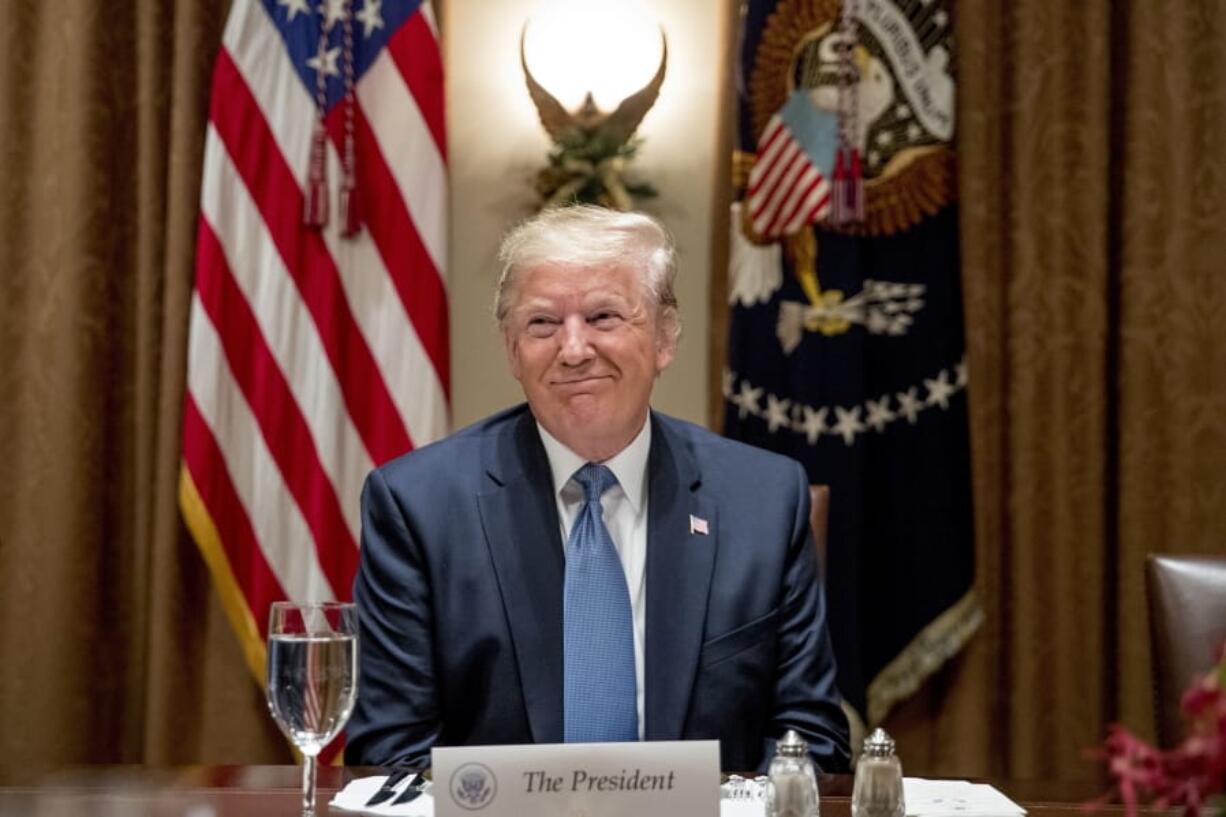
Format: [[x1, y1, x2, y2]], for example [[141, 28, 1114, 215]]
[[723, 356, 969, 447]]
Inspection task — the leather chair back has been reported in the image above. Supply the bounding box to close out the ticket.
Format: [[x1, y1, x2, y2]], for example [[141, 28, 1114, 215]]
[[1146, 553, 1226, 746], [808, 485, 830, 577]]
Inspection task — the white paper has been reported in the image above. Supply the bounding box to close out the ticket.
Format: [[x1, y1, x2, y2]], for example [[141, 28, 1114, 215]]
[[704, 776, 1027, 817], [904, 778, 1027, 817], [330, 774, 435, 816], [331, 773, 1026, 817], [720, 799, 766, 817], [333, 779, 768, 817]]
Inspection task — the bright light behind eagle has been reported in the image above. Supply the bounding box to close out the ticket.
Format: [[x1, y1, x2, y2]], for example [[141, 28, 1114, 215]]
[[522, 0, 664, 114]]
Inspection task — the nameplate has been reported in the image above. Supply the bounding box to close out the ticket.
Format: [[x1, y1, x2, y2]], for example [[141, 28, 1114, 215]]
[[432, 740, 720, 817]]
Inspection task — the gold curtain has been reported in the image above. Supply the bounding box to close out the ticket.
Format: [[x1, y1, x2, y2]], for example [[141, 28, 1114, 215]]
[[0, 0, 288, 781], [883, 0, 1226, 780], [2, 0, 1225, 785]]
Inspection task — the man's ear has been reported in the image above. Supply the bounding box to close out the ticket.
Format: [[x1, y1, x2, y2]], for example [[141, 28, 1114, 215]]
[[655, 342, 676, 373], [654, 309, 679, 372], [504, 328, 523, 380]]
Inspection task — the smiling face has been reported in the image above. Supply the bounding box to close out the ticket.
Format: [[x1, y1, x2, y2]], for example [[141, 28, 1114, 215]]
[[503, 262, 677, 462]]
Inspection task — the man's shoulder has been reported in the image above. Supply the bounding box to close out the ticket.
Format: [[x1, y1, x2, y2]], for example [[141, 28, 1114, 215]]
[[653, 411, 804, 480], [374, 404, 529, 483]]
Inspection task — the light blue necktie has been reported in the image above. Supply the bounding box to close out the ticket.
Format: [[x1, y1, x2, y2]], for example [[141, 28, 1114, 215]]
[[563, 463, 638, 742]]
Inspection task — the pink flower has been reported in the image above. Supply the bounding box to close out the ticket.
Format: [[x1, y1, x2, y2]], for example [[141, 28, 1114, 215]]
[[1094, 643, 1226, 817]]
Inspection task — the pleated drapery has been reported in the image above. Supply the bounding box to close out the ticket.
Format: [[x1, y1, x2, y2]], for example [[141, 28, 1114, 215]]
[[1, 0, 1224, 785], [0, 0, 289, 780]]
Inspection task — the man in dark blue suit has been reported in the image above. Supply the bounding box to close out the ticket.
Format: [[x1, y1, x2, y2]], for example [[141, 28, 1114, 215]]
[[347, 206, 850, 772]]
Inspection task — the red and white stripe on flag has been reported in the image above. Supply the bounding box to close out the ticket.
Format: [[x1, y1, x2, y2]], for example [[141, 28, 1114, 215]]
[[745, 114, 831, 240], [179, 0, 448, 753]]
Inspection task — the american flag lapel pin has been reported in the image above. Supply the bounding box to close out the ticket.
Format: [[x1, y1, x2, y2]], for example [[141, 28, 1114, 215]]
[[689, 514, 709, 535]]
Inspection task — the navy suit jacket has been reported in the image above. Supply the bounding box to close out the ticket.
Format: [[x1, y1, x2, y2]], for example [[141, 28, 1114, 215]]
[[346, 405, 850, 771]]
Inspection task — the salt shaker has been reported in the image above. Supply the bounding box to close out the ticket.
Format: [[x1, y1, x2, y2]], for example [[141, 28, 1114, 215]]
[[851, 728, 905, 817], [766, 729, 820, 817]]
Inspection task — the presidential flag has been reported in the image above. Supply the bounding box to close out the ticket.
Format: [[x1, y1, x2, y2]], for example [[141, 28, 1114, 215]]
[[725, 0, 980, 729], [179, 0, 448, 754]]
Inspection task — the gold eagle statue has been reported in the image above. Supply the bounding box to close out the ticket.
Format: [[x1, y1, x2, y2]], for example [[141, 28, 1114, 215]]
[[520, 26, 668, 210]]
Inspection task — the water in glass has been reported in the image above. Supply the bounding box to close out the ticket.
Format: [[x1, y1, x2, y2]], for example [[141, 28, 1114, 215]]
[[265, 601, 358, 816], [267, 633, 357, 755]]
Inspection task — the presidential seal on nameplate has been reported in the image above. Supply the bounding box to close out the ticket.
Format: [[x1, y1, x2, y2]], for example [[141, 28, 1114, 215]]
[[432, 741, 720, 817]]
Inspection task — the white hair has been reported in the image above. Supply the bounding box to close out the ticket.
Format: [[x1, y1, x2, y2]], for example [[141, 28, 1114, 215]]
[[494, 205, 680, 341]]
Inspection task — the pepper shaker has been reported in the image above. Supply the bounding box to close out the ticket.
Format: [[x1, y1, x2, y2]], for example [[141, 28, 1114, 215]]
[[852, 728, 905, 817], [766, 729, 820, 817]]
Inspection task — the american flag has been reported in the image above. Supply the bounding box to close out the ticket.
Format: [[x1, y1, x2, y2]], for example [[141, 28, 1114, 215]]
[[179, 0, 448, 747], [745, 90, 839, 240]]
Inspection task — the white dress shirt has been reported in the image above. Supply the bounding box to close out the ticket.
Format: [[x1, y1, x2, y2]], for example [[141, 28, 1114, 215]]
[[537, 419, 650, 740]]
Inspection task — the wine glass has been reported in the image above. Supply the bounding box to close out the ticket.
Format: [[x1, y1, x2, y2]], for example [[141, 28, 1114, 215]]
[[266, 601, 359, 816]]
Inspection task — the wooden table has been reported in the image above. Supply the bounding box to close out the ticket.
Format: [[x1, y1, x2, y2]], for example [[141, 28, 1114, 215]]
[[0, 766, 1134, 817]]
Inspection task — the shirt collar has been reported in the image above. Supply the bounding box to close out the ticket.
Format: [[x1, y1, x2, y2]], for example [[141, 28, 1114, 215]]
[[536, 416, 652, 514]]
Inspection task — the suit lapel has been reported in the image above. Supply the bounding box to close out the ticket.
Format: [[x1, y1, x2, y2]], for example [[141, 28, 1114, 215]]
[[476, 411, 565, 744], [644, 415, 717, 740]]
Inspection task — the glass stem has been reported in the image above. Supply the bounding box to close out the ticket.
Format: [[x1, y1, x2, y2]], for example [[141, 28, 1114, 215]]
[[302, 753, 317, 815]]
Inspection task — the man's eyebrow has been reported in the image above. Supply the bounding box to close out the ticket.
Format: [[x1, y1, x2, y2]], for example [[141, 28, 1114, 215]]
[[513, 297, 558, 312], [582, 291, 634, 306], [514, 291, 634, 311]]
